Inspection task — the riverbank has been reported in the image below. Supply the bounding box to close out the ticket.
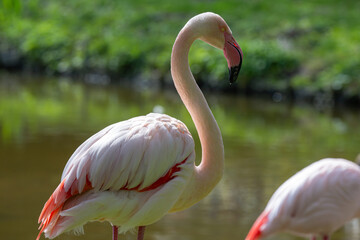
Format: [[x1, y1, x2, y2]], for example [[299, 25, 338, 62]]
[[1, 0, 359, 105]]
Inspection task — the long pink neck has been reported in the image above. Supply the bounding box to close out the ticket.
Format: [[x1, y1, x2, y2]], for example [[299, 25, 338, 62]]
[[170, 23, 224, 211]]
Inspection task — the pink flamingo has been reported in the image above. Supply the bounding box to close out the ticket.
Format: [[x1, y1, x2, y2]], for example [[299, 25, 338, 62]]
[[245, 158, 360, 240], [36, 12, 242, 240]]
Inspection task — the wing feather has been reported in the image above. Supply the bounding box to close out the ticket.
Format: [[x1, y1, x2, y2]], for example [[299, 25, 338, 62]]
[[38, 113, 195, 239], [262, 158, 360, 236], [62, 112, 194, 194]]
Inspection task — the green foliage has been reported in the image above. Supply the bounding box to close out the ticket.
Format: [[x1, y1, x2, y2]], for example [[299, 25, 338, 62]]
[[0, 0, 359, 99], [241, 40, 299, 91], [1, 0, 21, 16]]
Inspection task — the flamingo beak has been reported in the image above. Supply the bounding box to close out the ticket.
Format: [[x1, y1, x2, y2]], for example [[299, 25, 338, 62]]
[[223, 32, 243, 84]]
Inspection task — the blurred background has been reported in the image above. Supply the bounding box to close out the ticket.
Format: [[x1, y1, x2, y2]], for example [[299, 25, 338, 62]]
[[0, 0, 359, 240]]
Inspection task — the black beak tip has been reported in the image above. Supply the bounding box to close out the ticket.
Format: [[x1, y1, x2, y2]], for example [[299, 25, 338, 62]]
[[229, 65, 241, 84]]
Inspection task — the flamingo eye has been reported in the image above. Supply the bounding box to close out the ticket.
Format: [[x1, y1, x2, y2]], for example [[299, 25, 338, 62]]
[[220, 27, 226, 32]]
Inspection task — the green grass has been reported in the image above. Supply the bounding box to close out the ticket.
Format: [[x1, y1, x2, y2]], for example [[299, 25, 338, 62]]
[[0, 0, 359, 99]]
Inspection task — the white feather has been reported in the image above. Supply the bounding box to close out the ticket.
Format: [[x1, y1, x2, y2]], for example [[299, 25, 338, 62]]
[[45, 113, 195, 239], [260, 158, 360, 238]]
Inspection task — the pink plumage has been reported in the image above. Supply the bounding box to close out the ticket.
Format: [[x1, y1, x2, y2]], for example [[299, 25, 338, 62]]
[[37, 114, 195, 239], [37, 12, 243, 240], [246, 158, 360, 240]]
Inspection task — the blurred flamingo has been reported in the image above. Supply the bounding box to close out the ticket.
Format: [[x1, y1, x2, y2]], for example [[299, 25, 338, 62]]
[[245, 158, 360, 240], [36, 12, 243, 240]]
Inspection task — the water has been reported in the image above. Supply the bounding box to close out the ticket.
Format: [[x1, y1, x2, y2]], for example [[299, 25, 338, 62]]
[[0, 73, 359, 240]]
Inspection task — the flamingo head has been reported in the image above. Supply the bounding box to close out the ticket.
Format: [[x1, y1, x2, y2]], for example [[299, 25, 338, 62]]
[[189, 12, 243, 83]]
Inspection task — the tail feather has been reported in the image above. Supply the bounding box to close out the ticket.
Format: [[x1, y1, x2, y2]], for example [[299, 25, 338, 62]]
[[37, 176, 93, 240], [36, 206, 62, 240], [38, 180, 69, 223], [37, 180, 69, 240], [245, 211, 269, 240]]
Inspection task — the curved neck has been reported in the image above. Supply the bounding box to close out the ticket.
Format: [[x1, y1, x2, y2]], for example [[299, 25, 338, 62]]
[[170, 25, 224, 210]]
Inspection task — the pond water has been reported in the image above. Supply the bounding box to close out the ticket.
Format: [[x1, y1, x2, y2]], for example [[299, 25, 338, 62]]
[[0, 73, 359, 240]]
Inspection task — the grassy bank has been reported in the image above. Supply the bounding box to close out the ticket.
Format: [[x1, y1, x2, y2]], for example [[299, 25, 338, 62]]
[[0, 0, 359, 102]]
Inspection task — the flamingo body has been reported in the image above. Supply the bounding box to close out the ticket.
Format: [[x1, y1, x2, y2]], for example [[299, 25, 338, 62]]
[[246, 158, 360, 240], [38, 113, 195, 239], [37, 12, 243, 240]]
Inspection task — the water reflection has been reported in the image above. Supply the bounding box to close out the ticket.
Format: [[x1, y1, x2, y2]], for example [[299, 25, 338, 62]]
[[0, 73, 359, 240]]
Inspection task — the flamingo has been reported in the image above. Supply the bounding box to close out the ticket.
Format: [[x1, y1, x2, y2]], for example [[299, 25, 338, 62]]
[[36, 12, 243, 240], [245, 158, 360, 240]]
